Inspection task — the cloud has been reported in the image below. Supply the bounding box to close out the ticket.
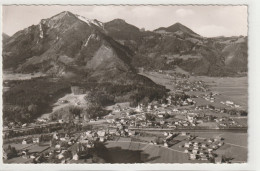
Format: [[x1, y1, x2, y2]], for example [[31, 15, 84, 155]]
[[175, 8, 194, 17]]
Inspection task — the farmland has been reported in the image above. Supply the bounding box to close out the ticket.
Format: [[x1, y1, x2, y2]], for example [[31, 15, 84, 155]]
[[103, 130, 247, 163], [193, 76, 248, 110], [140, 70, 248, 110]]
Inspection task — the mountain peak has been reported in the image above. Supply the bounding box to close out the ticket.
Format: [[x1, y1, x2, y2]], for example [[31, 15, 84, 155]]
[[50, 11, 76, 19], [109, 19, 126, 24], [154, 22, 199, 36], [40, 10, 78, 25]]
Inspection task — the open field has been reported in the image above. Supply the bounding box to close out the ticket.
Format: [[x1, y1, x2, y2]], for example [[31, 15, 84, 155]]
[[232, 117, 248, 127], [40, 93, 88, 119], [192, 76, 248, 109]]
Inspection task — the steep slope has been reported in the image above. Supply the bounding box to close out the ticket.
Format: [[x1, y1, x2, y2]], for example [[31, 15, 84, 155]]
[[104, 19, 156, 51], [3, 12, 131, 77], [2, 33, 10, 44], [215, 36, 248, 73]]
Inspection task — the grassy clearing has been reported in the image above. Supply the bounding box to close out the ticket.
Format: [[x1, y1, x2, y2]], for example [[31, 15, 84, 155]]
[[105, 141, 190, 163]]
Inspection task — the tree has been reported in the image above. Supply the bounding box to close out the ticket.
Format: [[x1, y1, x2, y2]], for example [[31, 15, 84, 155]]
[[145, 113, 155, 121], [141, 96, 150, 106], [28, 104, 38, 114], [86, 103, 108, 119], [69, 106, 82, 117], [164, 113, 170, 119]]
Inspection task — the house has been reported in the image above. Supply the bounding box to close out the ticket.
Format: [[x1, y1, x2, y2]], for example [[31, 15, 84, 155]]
[[73, 153, 79, 160], [158, 114, 164, 118], [215, 156, 222, 164], [22, 139, 28, 144], [192, 149, 198, 154], [55, 144, 61, 149], [201, 156, 208, 161], [184, 142, 190, 148], [190, 154, 196, 160], [201, 144, 207, 148], [86, 131, 92, 137], [71, 86, 85, 95], [97, 130, 106, 137], [99, 136, 105, 142], [53, 132, 59, 140], [135, 104, 143, 112], [160, 120, 165, 125], [226, 101, 234, 105], [21, 150, 29, 158], [173, 109, 179, 112], [128, 130, 136, 136], [184, 149, 189, 153], [109, 129, 117, 135], [181, 132, 187, 136], [218, 142, 224, 146], [207, 139, 213, 143], [214, 135, 222, 141], [33, 137, 40, 144], [22, 138, 32, 144], [57, 153, 64, 160]]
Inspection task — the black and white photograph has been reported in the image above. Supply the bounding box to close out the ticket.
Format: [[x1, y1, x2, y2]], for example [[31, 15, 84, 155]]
[[0, 4, 254, 167]]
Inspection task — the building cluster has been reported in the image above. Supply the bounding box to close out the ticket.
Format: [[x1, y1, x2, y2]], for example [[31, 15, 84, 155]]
[[202, 92, 219, 103], [220, 100, 241, 108], [180, 133, 224, 162]]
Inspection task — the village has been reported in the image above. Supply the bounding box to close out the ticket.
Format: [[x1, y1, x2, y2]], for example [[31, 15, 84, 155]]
[[3, 70, 247, 164], [4, 116, 247, 164]]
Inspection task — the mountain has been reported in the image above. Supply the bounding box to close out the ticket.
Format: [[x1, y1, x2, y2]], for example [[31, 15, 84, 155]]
[[102, 19, 247, 76], [104, 19, 155, 52], [3, 11, 135, 80], [3, 11, 247, 78], [3, 11, 167, 90], [104, 19, 141, 41]]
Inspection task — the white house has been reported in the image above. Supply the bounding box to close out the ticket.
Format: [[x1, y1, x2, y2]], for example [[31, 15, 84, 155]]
[[73, 153, 79, 160]]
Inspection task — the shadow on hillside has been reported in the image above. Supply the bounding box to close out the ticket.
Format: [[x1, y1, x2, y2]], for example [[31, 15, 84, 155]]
[[95, 142, 160, 163]]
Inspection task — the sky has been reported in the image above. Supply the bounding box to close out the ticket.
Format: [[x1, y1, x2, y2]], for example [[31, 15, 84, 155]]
[[2, 5, 248, 37]]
